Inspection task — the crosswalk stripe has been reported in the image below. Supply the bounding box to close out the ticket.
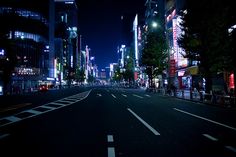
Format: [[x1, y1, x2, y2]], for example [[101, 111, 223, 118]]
[[133, 94, 143, 99], [5, 116, 21, 122], [25, 109, 42, 115]]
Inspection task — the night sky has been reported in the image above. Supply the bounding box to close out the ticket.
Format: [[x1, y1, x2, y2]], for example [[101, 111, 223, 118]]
[[77, 0, 146, 69]]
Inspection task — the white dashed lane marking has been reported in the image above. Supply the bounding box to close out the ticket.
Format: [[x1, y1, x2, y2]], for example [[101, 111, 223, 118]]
[[111, 94, 116, 99], [107, 135, 115, 157], [225, 146, 236, 153], [0, 133, 10, 140], [203, 134, 218, 141], [107, 135, 114, 143], [108, 147, 115, 157], [121, 94, 127, 97], [127, 108, 160, 136]]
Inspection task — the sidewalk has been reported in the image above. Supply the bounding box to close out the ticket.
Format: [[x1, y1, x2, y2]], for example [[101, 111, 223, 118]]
[[146, 88, 236, 108]]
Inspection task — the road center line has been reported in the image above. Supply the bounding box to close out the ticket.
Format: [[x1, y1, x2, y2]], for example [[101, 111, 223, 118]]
[[107, 135, 114, 143], [145, 94, 151, 97], [111, 94, 116, 99], [174, 108, 236, 131], [108, 147, 115, 157], [133, 94, 143, 99], [203, 134, 218, 141], [127, 108, 160, 135]]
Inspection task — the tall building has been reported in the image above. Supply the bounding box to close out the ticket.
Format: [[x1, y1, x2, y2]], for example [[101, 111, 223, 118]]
[[165, 0, 193, 89], [145, 0, 165, 32], [0, 0, 79, 94], [54, 0, 78, 85], [0, 0, 49, 94]]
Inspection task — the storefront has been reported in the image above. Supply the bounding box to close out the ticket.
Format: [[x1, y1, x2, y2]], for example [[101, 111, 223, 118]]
[[176, 66, 204, 90]]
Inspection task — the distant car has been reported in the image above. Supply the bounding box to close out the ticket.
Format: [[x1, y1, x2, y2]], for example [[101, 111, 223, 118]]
[[39, 84, 48, 92]]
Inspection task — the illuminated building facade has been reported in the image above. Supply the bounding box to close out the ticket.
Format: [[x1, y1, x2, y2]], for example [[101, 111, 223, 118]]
[[0, 0, 49, 94], [54, 0, 78, 85], [165, 0, 194, 89]]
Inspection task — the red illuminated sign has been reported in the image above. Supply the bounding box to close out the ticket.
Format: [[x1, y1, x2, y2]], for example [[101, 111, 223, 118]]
[[134, 72, 138, 80], [170, 59, 176, 77], [229, 73, 235, 89]]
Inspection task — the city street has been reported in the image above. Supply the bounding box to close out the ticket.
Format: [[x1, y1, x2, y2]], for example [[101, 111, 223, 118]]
[[0, 87, 236, 157]]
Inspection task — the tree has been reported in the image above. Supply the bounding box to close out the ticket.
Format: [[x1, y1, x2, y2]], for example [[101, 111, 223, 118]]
[[87, 74, 95, 84], [124, 48, 135, 83], [141, 31, 168, 87], [75, 68, 85, 84], [112, 67, 122, 82], [178, 0, 235, 93]]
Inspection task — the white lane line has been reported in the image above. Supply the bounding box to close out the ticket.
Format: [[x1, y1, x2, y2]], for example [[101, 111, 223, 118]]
[[121, 94, 127, 97], [133, 94, 143, 99], [127, 108, 160, 135], [5, 116, 21, 122], [225, 146, 236, 153], [111, 94, 116, 99], [0, 133, 10, 140], [108, 147, 115, 157], [174, 108, 236, 131], [107, 135, 114, 143], [145, 94, 151, 97], [97, 93, 102, 97], [203, 134, 218, 141]]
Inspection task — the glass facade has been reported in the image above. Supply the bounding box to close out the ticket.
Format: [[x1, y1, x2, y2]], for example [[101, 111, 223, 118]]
[[0, 3, 49, 94]]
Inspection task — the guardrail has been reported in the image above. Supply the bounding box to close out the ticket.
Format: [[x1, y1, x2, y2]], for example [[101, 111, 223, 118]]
[[146, 88, 236, 107], [203, 93, 236, 106]]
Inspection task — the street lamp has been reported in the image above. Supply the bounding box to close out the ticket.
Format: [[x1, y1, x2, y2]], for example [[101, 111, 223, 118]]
[[152, 21, 158, 28]]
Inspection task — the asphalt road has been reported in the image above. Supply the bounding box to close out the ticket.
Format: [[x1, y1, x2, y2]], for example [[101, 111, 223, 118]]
[[0, 87, 236, 157]]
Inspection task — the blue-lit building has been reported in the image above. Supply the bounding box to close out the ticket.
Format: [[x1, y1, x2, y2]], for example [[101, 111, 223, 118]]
[[0, 0, 49, 94], [54, 0, 78, 85]]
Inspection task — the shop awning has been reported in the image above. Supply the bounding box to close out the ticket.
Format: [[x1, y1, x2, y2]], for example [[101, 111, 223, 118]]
[[184, 66, 199, 76]]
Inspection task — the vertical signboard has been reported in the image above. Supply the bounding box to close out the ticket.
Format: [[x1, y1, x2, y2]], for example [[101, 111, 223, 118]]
[[170, 59, 176, 77], [229, 73, 235, 89]]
